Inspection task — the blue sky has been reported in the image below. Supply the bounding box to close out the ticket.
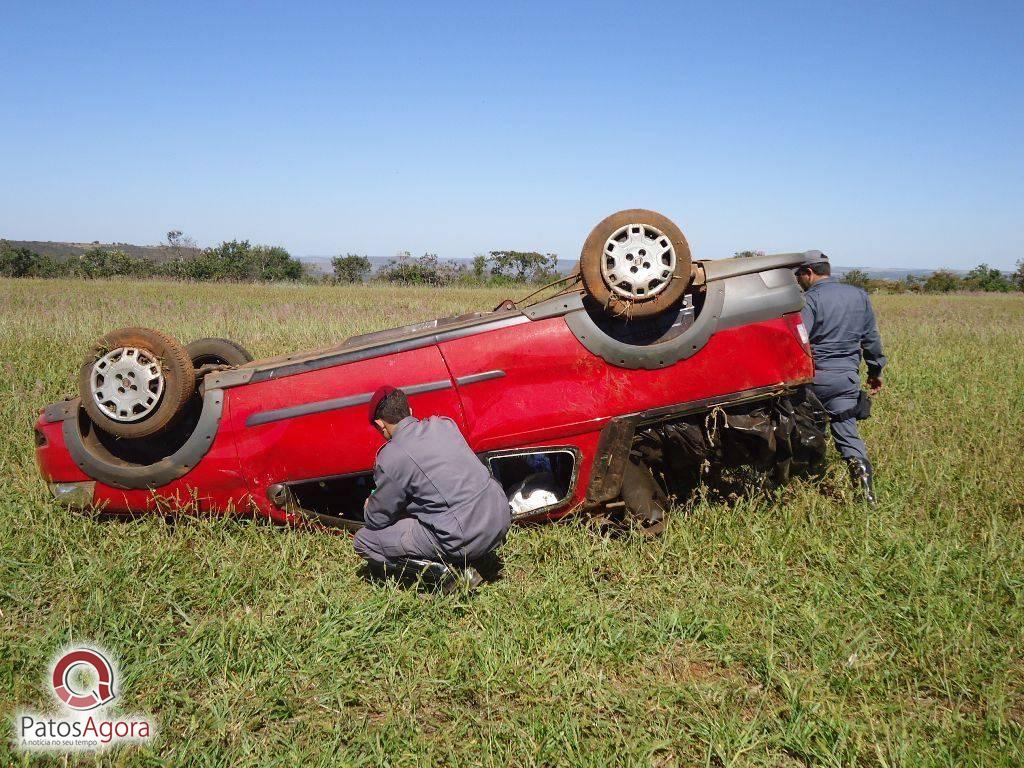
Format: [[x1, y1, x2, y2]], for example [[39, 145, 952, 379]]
[[1, 1, 1021, 269]]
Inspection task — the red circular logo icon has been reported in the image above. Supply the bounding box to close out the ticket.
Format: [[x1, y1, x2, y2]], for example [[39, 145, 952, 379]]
[[51, 648, 116, 711]]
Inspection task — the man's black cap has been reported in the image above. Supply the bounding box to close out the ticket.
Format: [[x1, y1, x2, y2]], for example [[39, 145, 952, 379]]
[[796, 250, 829, 268]]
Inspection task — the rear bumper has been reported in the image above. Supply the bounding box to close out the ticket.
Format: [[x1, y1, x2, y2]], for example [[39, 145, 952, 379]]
[[34, 393, 251, 516], [35, 406, 89, 485]]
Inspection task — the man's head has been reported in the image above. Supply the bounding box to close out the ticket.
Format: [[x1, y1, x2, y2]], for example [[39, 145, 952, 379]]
[[368, 386, 411, 439], [794, 250, 831, 290]]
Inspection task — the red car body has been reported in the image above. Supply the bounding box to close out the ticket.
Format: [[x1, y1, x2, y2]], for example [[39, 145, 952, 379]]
[[35, 252, 815, 527]]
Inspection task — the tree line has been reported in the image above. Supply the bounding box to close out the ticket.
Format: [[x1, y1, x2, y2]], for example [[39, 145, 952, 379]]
[[734, 251, 1024, 293], [0, 233, 561, 286], [6, 235, 1019, 292], [0, 239, 304, 282], [330, 250, 559, 287], [839, 264, 1024, 293]]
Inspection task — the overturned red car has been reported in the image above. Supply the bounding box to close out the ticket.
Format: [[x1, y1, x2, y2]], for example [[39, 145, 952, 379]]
[[35, 210, 826, 534]]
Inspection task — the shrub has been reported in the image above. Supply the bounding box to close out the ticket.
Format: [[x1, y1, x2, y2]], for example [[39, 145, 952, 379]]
[[963, 263, 1011, 292], [471, 254, 487, 280], [0, 242, 43, 277], [486, 251, 559, 284], [162, 240, 304, 282], [841, 269, 872, 291], [877, 279, 907, 294], [246, 244, 304, 282], [903, 274, 924, 292], [376, 252, 465, 286], [923, 270, 963, 293], [72, 248, 155, 279], [331, 254, 372, 284]]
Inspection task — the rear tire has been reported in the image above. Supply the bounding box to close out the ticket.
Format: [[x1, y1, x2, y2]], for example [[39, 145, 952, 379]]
[[185, 337, 254, 367], [580, 209, 692, 318], [79, 327, 196, 439]]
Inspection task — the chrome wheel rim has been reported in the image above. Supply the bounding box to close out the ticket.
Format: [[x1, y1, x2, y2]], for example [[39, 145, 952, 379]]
[[601, 223, 677, 300], [90, 347, 164, 422]]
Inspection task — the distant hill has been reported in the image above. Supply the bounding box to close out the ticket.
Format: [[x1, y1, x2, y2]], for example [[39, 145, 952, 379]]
[[4, 240, 201, 263]]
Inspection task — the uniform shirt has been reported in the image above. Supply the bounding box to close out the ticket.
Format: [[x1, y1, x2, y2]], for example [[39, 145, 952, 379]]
[[364, 415, 511, 557], [800, 277, 887, 376]]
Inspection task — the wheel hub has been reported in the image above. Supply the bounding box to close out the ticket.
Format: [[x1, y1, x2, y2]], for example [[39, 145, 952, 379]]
[[89, 347, 164, 422], [601, 223, 677, 301]]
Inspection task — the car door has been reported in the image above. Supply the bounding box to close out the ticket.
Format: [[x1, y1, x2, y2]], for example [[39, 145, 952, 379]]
[[232, 345, 464, 502], [438, 316, 610, 452]]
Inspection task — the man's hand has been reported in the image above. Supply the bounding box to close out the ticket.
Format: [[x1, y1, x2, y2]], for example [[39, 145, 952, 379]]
[[867, 376, 883, 395]]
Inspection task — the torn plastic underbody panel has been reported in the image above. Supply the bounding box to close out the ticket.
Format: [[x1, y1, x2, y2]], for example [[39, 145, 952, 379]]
[[631, 387, 828, 504]]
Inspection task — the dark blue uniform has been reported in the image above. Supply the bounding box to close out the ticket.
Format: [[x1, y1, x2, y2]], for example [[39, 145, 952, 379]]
[[800, 277, 886, 463], [353, 415, 511, 568]]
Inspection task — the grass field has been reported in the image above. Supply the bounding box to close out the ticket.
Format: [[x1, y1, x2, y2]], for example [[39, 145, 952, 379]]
[[2, 279, 1023, 766]]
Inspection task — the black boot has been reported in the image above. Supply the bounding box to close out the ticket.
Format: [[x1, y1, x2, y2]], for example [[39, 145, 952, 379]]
[[847, 458, 876, 506], [397, 558, 483, 593], [365, 558, 483, 592]]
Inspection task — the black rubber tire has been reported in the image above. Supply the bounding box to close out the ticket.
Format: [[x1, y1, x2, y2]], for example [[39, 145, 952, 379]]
[[185, 337, 254, 367], [580, 209, 692, 318], [79, 327, 196, 440]]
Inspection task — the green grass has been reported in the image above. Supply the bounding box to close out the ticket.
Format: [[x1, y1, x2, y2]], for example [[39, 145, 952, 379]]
[[2, 279, 1023, 766]]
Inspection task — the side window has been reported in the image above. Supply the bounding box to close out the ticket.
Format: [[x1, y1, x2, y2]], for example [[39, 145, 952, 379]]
[[279, 448, 579, 525], [285, 472, 374, 527], [486, 449, 578, 519]]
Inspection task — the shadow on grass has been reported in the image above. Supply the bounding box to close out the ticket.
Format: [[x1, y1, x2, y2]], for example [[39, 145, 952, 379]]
[[356, 551, 506, 595]]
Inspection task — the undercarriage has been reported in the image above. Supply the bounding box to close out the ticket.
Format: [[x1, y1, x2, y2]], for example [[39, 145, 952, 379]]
[[592, 386, 828, 533]]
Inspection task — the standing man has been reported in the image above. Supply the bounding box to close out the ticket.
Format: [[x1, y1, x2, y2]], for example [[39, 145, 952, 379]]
[[796, 251, 886, 504], [353, 386, 511, 589]]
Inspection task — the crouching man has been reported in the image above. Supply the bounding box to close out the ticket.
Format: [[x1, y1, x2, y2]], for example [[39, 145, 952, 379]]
[[353, 385, 511, 589]]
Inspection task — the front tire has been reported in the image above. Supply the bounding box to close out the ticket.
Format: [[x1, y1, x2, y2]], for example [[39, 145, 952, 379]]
[[78, 327, 196, 439], [185, 337, 254, 367]]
